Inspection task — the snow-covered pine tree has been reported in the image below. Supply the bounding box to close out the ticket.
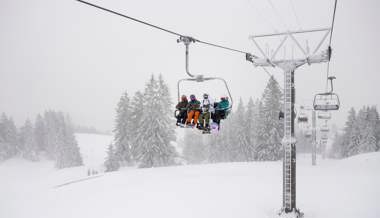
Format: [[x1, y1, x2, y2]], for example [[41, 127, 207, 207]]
[[182, 130, 207, 164], [341, 108, 356, 157], [252, 99, 263, 160], [19, 119, 39, 161], [104, 143, 120, 172], [229, 98, 251, 161], [34, 114, 47, 153], [157, 74, 176, 143], [0, 114, 19, 159], [44, 110, 60, 159], [208, 112, 235, 162], [0, 114, 9, 160], [357, 107, 377, 153], [329, 132, 344, 159], [55, 112, 83, 169], [133, 75, 177, 168], [207, 132, 224, 163], [256, 76, 283, 161], [337, 106, 380, 158], [130, 91, 145, 161], [0, 135, 6, 161], [113, 91, 133, 165], [244, 97, 258, 161], [6, 117, 19, 156], [368, 106, 380, 151]]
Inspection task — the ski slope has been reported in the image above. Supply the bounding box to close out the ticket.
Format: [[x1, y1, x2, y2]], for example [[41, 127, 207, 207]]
[[0, 133, 379, 218]]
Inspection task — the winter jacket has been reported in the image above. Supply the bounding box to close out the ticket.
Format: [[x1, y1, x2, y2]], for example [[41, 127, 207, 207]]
[[200, 98, 215, 113], [176, 100, 188, 111], [216, 99, 229, 110], [187, 100, 201, 110]]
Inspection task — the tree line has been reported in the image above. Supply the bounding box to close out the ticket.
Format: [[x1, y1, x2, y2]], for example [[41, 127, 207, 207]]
[[105, 75, 284, 171], [329, 106, 380, 158], [105, 74, 177, 171], [0, 111, 83, 168]]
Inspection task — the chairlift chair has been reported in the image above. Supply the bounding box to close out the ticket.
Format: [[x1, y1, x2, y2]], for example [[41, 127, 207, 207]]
[[297, 114, 308, 123], [176, 36, 234, 113], [313, 76, 340, 111], [320, 125, 329, 133], [297, 106, 309, 123], [177, 75, 233, 113], [175, 36, 233, 133], [318, 111, 331, 120], [305, 130, 312, 138], [313, 93, 340, 111]]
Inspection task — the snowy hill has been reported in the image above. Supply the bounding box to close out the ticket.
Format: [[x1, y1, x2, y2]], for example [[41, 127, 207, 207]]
[[0, 133, 379, 218]]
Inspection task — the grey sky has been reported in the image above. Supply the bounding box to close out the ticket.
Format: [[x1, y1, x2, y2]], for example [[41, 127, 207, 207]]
[[1, 0, 379, 131]]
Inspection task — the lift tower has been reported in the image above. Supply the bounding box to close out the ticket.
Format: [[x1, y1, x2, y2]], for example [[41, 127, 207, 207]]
[[247, 28, 332, 217]]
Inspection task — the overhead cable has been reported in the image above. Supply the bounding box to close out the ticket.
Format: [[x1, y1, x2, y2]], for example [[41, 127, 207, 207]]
[[325, 0, 338, 92], [76, 0, 253, 56], [288, 0, 302, 30]]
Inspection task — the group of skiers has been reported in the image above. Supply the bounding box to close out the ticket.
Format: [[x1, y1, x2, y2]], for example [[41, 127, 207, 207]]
[[175, 93, 230, 131]]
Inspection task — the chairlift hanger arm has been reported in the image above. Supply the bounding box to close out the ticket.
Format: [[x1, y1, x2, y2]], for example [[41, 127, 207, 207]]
[[328, 76, 336, 93]]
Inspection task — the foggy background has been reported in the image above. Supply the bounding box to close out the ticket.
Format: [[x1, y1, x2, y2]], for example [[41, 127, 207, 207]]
[[1, 0, 379, 132]]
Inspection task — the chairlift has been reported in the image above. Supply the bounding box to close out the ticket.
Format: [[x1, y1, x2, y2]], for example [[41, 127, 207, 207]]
[[175, 36, 233, 133], [176, 36, 233, 111], [313, 76, 340, 111], [297, 106, 308, 123], [320, 125, 329, 133], [177, 75, 233, 113], [297, 113, 308, 123], [305, 129, 312, 138], [318, 111, 331, 120]]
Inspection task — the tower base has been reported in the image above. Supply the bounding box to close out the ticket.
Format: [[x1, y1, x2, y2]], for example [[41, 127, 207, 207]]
[[277, 208, 304, 218]]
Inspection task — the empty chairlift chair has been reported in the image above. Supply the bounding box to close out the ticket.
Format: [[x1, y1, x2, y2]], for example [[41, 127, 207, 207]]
[[298, 113, 308, 123], [297, 106, 309, 123], [313, 76, 340, 111], [305, 129, 312, 138], [320, 125, 329, 133], [318, 111, 331, 120]]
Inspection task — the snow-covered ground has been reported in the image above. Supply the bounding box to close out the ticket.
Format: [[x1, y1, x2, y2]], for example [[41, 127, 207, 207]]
[[0, 133, 379, 218]]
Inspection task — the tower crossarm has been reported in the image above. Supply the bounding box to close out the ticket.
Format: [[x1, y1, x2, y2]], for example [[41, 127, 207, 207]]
[[247, 28, 331, 68]]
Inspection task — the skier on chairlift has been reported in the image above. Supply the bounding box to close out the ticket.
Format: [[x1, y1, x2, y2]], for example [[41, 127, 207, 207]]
[[198, 93, 214, 131], [213, 96, 230, 128], [175, 95, 188, 125], [185, 94, 201, 127]]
